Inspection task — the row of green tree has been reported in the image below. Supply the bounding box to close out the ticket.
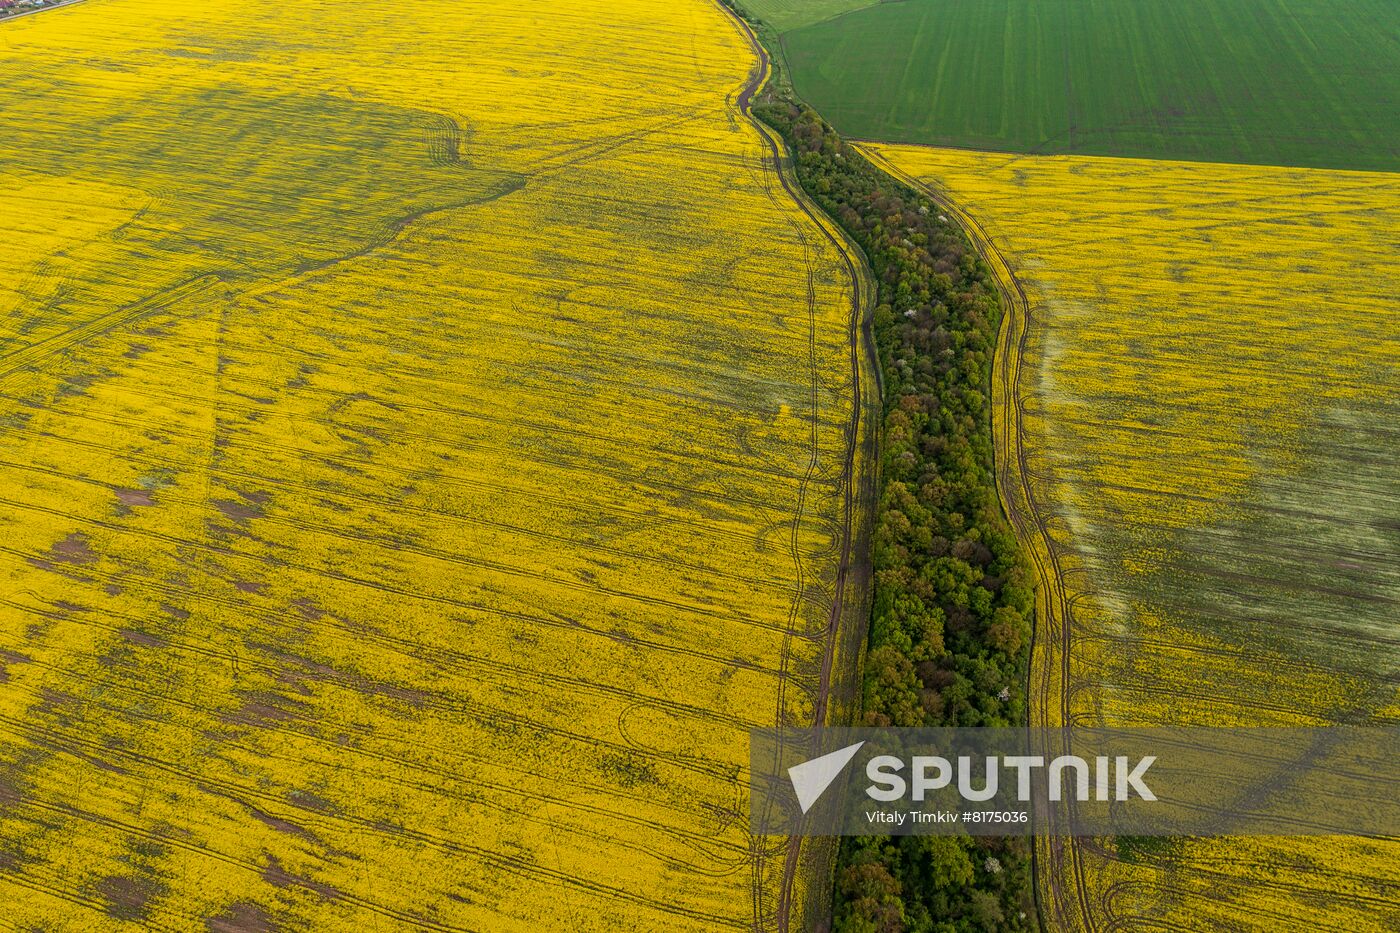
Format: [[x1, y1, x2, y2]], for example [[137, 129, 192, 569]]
[[751, 95, 1036, 933]]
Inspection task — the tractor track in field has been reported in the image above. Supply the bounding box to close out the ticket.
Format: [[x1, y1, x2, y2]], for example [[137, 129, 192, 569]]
[[716, 5, 880, 932], [859, 146, 1097, 933]]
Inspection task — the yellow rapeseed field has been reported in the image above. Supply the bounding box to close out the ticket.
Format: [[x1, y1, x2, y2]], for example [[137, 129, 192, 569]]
[[864, 144, 1400, 931], [0, 0, 874, 929]]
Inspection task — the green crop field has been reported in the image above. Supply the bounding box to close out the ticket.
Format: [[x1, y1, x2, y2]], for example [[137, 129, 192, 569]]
[[765, 0, 1400, 171], [737, 0, 875, 31]]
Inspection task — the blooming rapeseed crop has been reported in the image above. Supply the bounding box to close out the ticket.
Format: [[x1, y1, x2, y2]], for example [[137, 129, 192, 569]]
[[0, 0, 873, 929]]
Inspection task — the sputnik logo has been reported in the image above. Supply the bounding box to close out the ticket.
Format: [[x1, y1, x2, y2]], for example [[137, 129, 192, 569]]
[[788, 741, 865, 814]]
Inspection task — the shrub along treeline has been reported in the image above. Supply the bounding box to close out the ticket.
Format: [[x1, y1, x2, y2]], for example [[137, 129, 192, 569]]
[[749, 83, 1037, 933]]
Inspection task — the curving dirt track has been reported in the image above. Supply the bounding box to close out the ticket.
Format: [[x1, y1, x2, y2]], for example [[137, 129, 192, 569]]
[[716, 6, 882, 932]]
